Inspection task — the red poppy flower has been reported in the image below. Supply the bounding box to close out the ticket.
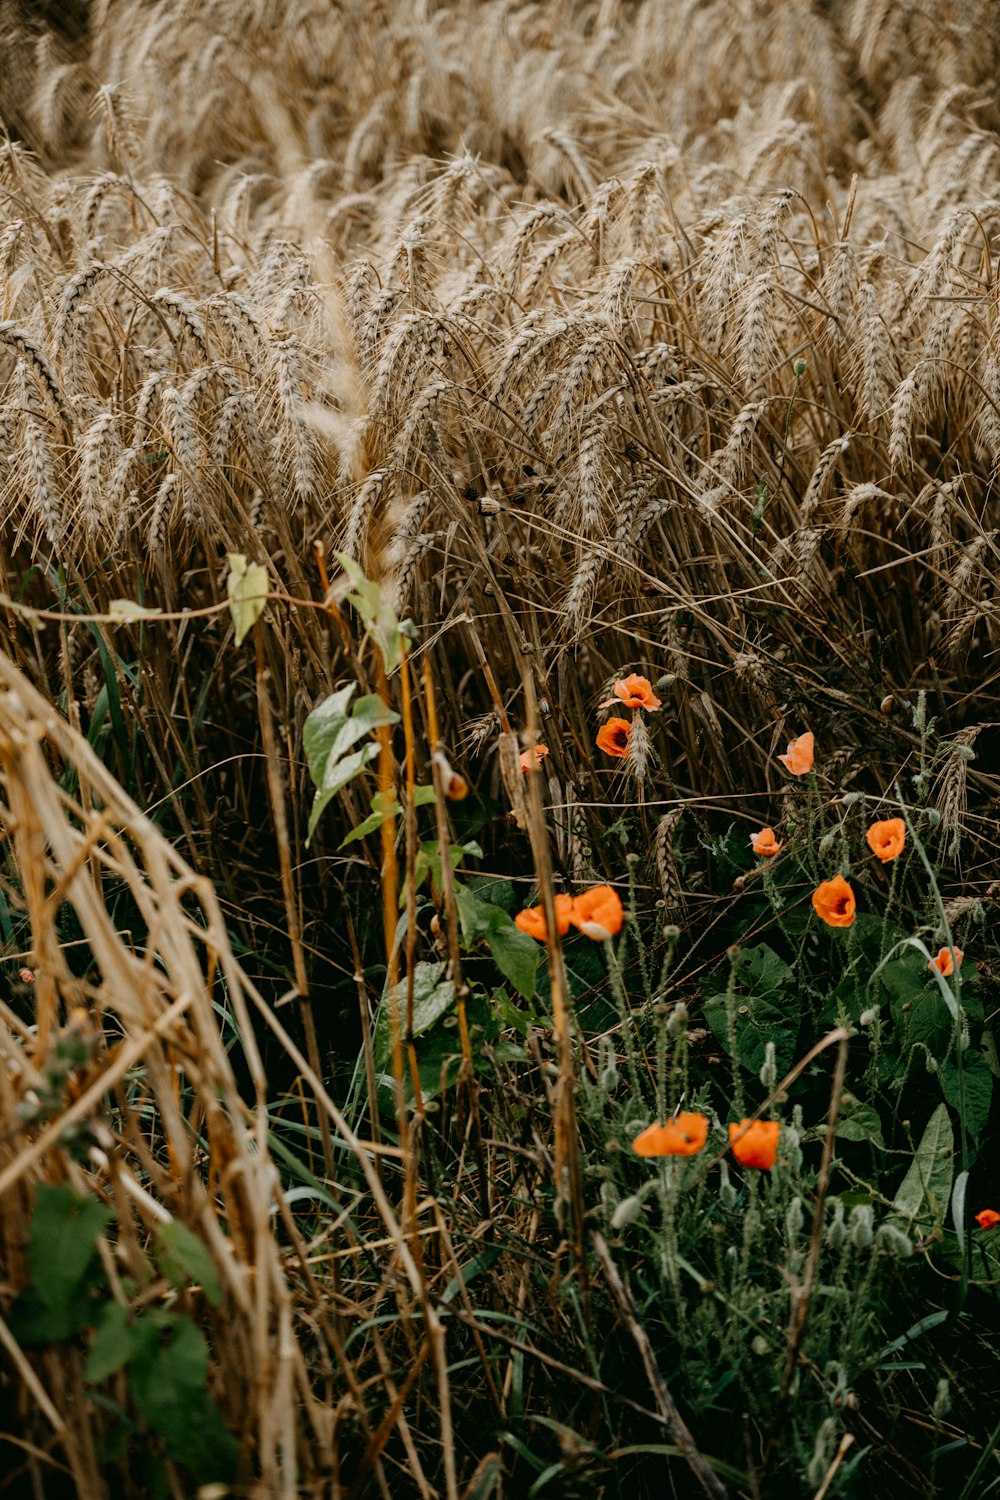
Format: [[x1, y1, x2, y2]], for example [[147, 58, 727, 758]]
[[514, 894, 574, 942], [812, 875, 856, 928], [750, 827, 782, 857], [929, 945, 963, 978], [975, 1209, 1000, 1230], [613, 674, 662, 711], [596, 718, 632, 758], [728, 1119, 780, 1171], [777, 731, 814, 776], [570, 885, 624, 940], [519, 744, 549, 773], [866, 818, 906, 863], [632, 1112, 709, 1157]]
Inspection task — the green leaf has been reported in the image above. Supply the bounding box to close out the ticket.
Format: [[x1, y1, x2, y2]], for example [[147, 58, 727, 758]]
[[129, 1314, 239, 1481], [455, 886, 538, 1000], [703, 944, 799, 1078], [154, 1222, 221, 1307], [835, 1097, 885, 1149], [484, 913, 538, 1001], [455, 884, 498, 944], [303, 684, 357, 781], [465, 876, 515, 912], [939, 1050, 993, 1144], [315, 695, 399, 790], [340, 789, 402, 847], [303, 686, 399, 843], [338, 784, 436, 849], [891, 1103, 954, 1228], [87, 1300, 137, 1383], [334, 552, 403, 673], [374, 962, 455, 1070], [29, 1184, 110, 1315], [226, 553, 269, 646]]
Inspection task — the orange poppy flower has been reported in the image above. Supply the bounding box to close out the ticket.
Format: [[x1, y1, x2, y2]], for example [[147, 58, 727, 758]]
[[750, 827, 783, 857], [596, 718, 632, 758], [777, 731, 814, 776], [514, 894, 574, 942], [975, 1209, 1000, 1230], [571, 885, 624, 940], [929, 945, 963, 978], [811, 875, 856, 928], [613, 674, 662, 712], [632, 1112, 709, 1157], [866, 818, 906, 863], [728, 1119, 780, 1171], [519, 744, 549, 773]]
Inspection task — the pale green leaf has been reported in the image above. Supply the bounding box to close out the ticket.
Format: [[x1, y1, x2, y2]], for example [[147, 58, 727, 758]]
[[374, 961, 455, 1070], [891, 1103, 954, 1227], [108, 599, 161, 621], [334, 551, 403, 673], [226, 553, 269, 646], [306, 742, 379, 842]]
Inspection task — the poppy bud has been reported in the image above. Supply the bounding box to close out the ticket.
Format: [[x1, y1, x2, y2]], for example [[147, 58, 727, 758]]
[[849, 1204, 874, 1250], [432, 749, 468, 800], [611, 1195, 643, 1230]]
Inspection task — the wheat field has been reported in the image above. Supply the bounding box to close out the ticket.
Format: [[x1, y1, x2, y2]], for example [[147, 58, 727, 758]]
[[1, 2, 999, 1496]]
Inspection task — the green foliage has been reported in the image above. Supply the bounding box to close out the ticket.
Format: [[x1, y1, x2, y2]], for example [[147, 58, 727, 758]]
[[334, 552, 404, 675], [154, 1220, 222, 1307], [9, 1184, 110, 1343], [13, 1185, 237, 1485], [703, 942, 799, 1078], [891, 1104, 954, 1230], [303, 683, 400, 842], [128, 1313, 239, 1480], [226, 553, 269, 646], [455, 884, 538, 1001]]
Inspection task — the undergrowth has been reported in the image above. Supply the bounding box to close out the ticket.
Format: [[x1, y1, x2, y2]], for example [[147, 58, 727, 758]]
[[0, 1, 999, 1496]]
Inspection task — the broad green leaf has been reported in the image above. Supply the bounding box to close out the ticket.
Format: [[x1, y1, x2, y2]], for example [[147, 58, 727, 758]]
[[303, 685, 400, 843], [891, 1103, 954, 1228], [374, 962, 456, 1070], [455, 886, 538, 1000], [484, 913, 538, 1001], [455, 884, 498, 944], [154, 1221, 221, 1307], [87, 1300, 137, 1383], [939, 1049, 993, 1143], [307, 744, 380, 842], [835, 1097, 885, 1149], [315, 695, 399, 791], [406, 839, 481, 902], [129, 1314, 238, 1481], [303, 684, 357, 783], [465, 876, 515, 912], [703, 944, 799, 1079], [29, 1184, 111, 1315], [226, 553, 269, 646]]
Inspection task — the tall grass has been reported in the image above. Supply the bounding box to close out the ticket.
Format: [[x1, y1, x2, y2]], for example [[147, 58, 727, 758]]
[[0, 1, 999, 1495]]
